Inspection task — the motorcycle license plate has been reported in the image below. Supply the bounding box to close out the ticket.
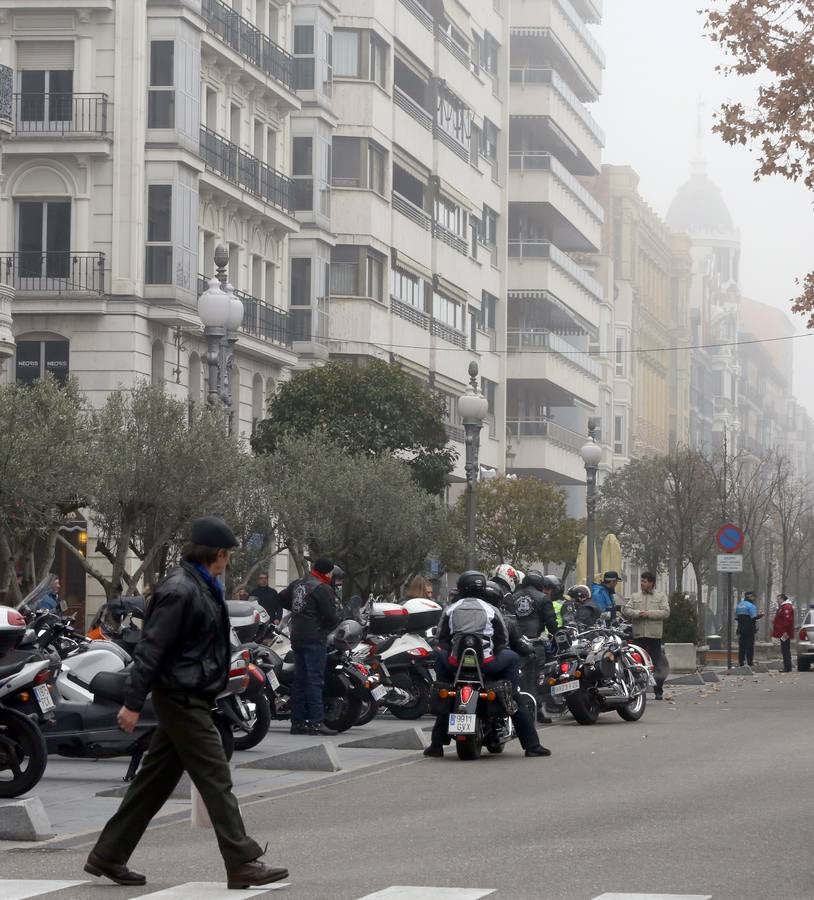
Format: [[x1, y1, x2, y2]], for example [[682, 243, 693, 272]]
[[34, 684, 54, 713], [551, 680, 580, 696], [371, 684, 388, 701], [448, 713, 477, 734], [266, 671, 280, 691]]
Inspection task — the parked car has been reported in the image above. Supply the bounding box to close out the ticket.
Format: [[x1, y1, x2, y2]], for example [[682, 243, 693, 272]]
[[796, 608, 814, 671]]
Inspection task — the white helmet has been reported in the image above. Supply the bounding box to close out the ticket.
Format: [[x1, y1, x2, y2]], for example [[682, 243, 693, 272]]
[[492, 564, 519, 594]]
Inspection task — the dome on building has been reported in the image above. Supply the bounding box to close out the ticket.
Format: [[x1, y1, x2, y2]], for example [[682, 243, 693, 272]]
[[666, 171, 734, 235]]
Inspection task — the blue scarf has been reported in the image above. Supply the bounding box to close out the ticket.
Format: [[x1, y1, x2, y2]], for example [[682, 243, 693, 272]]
[[191, 562, 224, 602]]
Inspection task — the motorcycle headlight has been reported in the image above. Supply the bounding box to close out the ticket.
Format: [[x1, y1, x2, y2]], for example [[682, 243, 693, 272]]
[[591, 636, 605, 652]]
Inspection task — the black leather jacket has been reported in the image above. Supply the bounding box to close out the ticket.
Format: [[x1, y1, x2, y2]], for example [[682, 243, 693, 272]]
[[510, 585, 559, 639], [279, 574, 340, 647], [124, 562, 231, 712]]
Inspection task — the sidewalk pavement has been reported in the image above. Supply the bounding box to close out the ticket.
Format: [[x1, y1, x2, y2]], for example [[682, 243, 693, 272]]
[[0, 717, 428, 850]]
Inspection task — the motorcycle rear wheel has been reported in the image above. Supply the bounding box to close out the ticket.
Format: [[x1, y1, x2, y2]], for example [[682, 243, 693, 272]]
[[565, 689, 601, 725], [233, 694, 272, 751], [324, 694, 364, 733], [617, 691, 646, 722], [0, 708, 48, 798], [388, 671, 430, 720], [455, 734, 483, 760], [355, 695, 380, 726]]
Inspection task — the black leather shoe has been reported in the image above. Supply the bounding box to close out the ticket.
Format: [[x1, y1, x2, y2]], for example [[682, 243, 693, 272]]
[[290, 721, 309, 735], [226, 860, 289, 889], [423, 745, 443, 757], [308, 722, 338, 736], [654, 692, 664, 701], [537, 711, 553, 724], [84, 851, 146, 886], [525, 745, 552, 757]]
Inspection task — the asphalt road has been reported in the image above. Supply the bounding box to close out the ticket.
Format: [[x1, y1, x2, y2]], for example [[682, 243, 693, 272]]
[[2, 672, 811, 900]]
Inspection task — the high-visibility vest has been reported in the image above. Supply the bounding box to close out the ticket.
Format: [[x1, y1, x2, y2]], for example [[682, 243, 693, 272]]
[[553, 600, 564, 628]]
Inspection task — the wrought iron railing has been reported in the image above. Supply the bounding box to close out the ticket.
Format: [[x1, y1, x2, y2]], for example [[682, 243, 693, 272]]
[[435, 28, 471, 70], [432, 221, 468, 256], [13, 93, 108, 135], [393, 85, 432, 131], [1, 251, 106, 294], [201, 0, 294, 90], [433, 122, 470, 163], [198, 274, 290, 346], [507, 329, 601, 377], [391, 296, 430, 329], [200, 126, 293, 214], [0, 65, 11, 126], [431, 318, 466, 348], [393, 192, 431, 230]]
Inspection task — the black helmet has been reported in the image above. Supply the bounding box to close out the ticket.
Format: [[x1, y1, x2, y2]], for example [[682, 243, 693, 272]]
[[329, 618, 363, 650], [457, 570, 487, 598], [567, 584, 590, 602], [482, 580, 504, 607], [521, 569, 546, 591], [541, 574, 563, 600]]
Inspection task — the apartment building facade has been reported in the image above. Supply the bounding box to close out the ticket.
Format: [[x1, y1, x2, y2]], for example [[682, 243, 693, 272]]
[[505, 0, 605, 514]]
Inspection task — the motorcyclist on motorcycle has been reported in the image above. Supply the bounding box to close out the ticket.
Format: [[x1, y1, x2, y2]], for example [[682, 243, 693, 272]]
[[563, 584, 602, 627], [423, 571, 551, 759], [491, 563, 520, 604]]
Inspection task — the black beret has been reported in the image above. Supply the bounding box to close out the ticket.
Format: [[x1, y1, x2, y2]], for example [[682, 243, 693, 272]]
[[190, 516, 239, 549], [312, 557, 334, 574]]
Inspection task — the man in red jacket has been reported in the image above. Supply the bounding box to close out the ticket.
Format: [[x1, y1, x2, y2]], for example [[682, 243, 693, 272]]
[[772, 594, 795, 673]]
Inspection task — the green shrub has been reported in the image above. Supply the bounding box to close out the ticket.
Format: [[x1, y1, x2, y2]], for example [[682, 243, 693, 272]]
[[663, 591, 699, 644]]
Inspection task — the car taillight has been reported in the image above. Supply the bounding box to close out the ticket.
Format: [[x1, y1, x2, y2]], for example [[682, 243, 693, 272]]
[[800, 629, 808, 641], [407, 647, 430, 657], [560, 662, 570, 673]]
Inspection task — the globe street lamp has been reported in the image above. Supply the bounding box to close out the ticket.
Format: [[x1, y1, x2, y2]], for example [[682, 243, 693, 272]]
[[580, 418, 602, 584], [459, 361, 490, 569]]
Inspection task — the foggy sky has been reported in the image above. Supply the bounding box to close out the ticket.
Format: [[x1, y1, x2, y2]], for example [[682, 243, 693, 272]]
[[594, 0, 814, 414]]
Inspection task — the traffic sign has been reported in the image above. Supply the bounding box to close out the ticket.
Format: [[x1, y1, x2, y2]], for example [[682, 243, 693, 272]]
[[716, 523, 745, 554], [717, 553, 743, 573]]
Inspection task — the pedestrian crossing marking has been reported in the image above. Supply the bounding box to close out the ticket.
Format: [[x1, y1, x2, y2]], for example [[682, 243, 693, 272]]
[[593, 895, 712, 900], [135, 882, 291, 898], [0, 882, 89, 900], [356, 889, 495, 900]]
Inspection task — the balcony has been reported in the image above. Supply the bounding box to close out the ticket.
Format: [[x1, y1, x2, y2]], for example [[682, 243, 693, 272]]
[[200, 125, 293, 216], [432, 220, 468, 256], [431, 318, 467, 349], [1, 251, 106, 295], [506, 418, 586, 483], [394, 86, 433, 132], [510, 69, 603, 175], [509, 151, 603, 251], [391, 296, 430, 330], [201, 0, 295, 96], [510, 239, 601, 297], [198, 274, 290, 347], [6, 92, 111, 156], [507, 329, 599, 406]]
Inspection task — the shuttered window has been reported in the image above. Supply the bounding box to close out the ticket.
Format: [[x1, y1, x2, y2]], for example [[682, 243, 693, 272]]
[[16, 41, 74, 71]]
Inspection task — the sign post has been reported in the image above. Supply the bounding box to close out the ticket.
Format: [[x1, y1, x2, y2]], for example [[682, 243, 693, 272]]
[[716, 524, 745, 670]]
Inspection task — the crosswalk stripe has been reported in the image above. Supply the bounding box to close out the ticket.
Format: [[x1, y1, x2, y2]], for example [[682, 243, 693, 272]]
[[356, 889, 495, 900], [0, 882, 89, 900], [134, 883, 291, 899], [593, 894, 712, 900]]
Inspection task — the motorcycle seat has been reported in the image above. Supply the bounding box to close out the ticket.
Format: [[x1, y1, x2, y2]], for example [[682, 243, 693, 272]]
[[0, 659, 25, 680], [372, 635, 398, 654], [89, 670, 129, 703]]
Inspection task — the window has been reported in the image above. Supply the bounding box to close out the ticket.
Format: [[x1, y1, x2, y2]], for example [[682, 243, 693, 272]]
[[391, 267, 424, 309], [615, 331, 626, 378], [369, 34, 386, 87], [151, 340, 165, 386], [436, 88, 470, 147], [17, 201, 71, 278], [294, 25, 315, 90], [432, 292, 463, 331], [19, 69, 73, 124], [366, 253, 384, 300], [148, 41, 174, 128], [480, 118, 498, 167], [368, 143, 385, 194], [145, 185, 172, 284], [229, 103, 241, 145], [15, 339, 70, 386], [482, 205, 498, 246], [291, 258, 311, 306], [480, 291, 497, 332], [330, 245, 359, 295], [333, 138, 386, 192], [614, 414, 625, 455], [334, 29, 360, 77], [292, 136, 314, 211], [434, 195, 467, 239]]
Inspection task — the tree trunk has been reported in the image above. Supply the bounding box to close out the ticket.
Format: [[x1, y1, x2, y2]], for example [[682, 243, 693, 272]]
[[56, 532, 113, 599]]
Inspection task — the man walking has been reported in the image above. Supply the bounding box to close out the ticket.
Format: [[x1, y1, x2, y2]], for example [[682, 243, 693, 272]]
[[252, 571, 283, 624], [622, 572, 670, 700], [85, 517, 287, 889], [772, 593, 795, 672], [280, 558, 340, 736], [735, 590, 762, 667]]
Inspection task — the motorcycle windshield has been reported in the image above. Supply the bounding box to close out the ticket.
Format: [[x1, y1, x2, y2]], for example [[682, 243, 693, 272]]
[[16, 573, 58, 618]]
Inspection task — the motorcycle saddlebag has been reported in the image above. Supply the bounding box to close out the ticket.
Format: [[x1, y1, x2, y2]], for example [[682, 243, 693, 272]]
[[487, 679, 518, 716], [429, 681, 455, 716]]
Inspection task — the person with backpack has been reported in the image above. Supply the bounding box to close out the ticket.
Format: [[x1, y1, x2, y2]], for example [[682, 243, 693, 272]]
[[422, 570, 550, 759], [279, 558, 341, 736]]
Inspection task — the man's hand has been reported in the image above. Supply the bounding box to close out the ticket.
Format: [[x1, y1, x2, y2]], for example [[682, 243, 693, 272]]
[[117, 707, 141, 733], [780, 634, 789, 642]]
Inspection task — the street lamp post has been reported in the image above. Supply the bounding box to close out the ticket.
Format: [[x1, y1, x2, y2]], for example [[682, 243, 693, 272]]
[[580, 418, 602, 584], [459, 361, 489, 570]]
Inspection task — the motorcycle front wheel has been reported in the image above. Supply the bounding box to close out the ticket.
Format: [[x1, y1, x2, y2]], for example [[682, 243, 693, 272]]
[[233, 694, 272, 751], [324, 693, 363, 732], [566, 688, 601, 725], [355, 695, 380, 726], [0, 708, 48, 798], [388, 670, 430, 720], [617, 691, 647, 722]]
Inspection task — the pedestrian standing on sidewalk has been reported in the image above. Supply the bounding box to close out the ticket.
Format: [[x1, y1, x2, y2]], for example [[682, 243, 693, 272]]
[[279, 557, 341, 736], [772, 593, 795, 672], [85, 517, 287, 890], [622, 572, 670, 699], [735, 590, 762, 667]]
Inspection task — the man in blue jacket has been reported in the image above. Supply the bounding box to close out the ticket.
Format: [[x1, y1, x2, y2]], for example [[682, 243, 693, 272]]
[[735, 590, 762, 666], [591, 571, 620, 616]]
